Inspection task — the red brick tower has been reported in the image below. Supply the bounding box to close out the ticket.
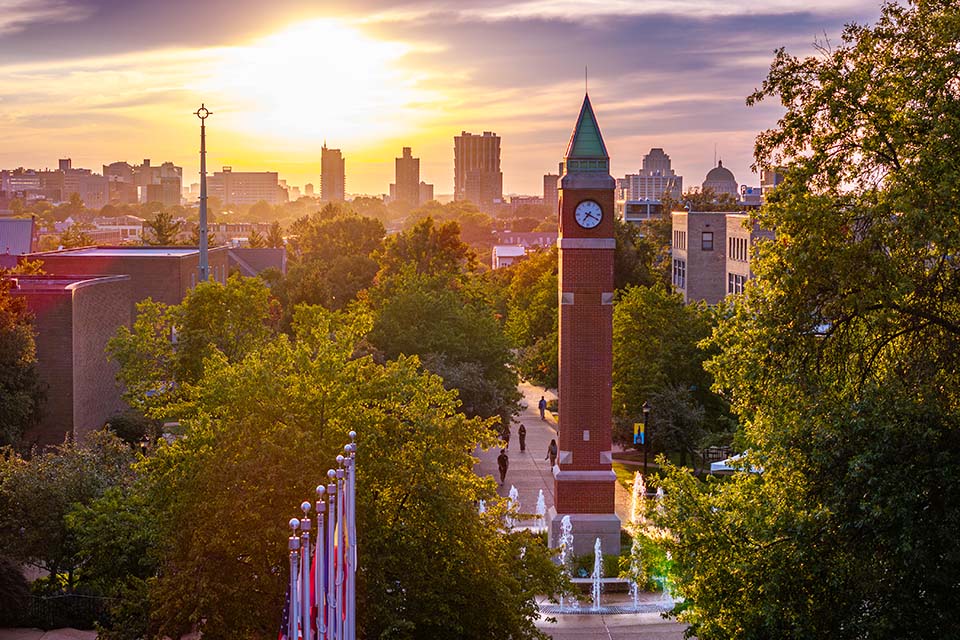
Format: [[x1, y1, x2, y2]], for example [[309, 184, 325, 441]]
[[547, 94, 620, 555]]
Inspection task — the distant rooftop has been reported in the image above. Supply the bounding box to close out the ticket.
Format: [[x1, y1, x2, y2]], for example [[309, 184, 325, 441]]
[[4, 274, 129, 292], [30, 246, 203, 258]]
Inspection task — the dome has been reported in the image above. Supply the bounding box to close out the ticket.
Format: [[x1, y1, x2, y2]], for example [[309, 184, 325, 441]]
[[704, 160, 736, 183]]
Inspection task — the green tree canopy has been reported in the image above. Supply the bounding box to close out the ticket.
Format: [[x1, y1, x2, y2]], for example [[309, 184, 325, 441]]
[[657, 2, 960, 637], [119, 306, 559, 639], [144, 211, 183, 245], [0, 280, 43, 447], [377, 217, 476, 278]]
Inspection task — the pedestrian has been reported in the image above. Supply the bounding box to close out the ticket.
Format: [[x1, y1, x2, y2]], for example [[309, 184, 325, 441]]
[[545, 438, 558, 468], [518, 423, 527, 452], [497, 449, 509, 485], [501, 423, 510, 449], [538, 396, 547, 420]]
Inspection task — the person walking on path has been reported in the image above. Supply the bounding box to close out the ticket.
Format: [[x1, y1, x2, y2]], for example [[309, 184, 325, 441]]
[[497, 449, 509, 485], [538, 396, 547, 421], [545, 439, 558, 468], [501, 423, 511, 450], [518, 423, 527, 452]]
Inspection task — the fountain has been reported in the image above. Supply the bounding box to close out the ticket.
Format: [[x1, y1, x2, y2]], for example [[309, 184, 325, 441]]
[[591, 537, 603, 611], [631, 472, 646, 526], [508, 485, 520, 528], [629, 534, 642, 611], [478, 499, 486, 515], [535, 489, 546, 527], [558, 515, 574, 611], [655, 486, 665, 514]]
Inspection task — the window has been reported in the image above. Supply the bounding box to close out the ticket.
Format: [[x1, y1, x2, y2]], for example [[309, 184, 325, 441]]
[[702, 231, 714, 251], [673, 230, 687, 250], [728, 237, 748, 261], [673, 258, 686, 289], [727, 273, 747, 295]]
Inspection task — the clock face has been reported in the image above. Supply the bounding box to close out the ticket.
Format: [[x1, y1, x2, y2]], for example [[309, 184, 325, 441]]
[[574, 200, 603, 229]]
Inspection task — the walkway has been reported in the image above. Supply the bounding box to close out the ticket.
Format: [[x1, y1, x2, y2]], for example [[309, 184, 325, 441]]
[[475, 382, 692, 639]]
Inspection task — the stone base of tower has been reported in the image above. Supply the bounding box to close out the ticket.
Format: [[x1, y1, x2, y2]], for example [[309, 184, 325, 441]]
[[546, 507, 621, 556]]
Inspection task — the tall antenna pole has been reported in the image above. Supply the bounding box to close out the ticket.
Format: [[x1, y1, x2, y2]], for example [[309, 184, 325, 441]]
[[194, 104, 212, 282]]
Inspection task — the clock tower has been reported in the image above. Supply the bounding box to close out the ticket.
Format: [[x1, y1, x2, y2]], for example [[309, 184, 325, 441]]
[[547, 94, 620, 555]]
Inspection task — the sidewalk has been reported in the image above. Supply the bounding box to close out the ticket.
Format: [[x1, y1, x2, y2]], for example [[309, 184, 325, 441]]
[[475, 382, 633, 525]]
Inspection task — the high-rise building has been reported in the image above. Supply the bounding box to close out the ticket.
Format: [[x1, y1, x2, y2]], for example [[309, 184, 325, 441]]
[[543, 173, 559, 212], [547, 94, 619, 556], [305, 183, 315, 197], [395, 147, 420, 206], [131, 159, 183, 207], [617, 148, 682, 202], [321, 144, 345, 202], [454, 131, 502, 211], [702, 160, 738, 198], [208, 167, 287, 205], [419, 181, 434, 204]]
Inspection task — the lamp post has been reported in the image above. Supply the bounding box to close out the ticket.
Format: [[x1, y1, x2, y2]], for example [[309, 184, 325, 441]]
[[641, 401, 651, 478], [194, 104, 212, 282]]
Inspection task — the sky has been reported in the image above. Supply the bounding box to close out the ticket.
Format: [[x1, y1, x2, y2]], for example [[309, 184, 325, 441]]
[[0, 0, 884, 198]]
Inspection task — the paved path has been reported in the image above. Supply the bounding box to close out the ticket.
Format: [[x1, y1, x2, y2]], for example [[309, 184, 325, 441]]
[[475, 383, 692, 639]]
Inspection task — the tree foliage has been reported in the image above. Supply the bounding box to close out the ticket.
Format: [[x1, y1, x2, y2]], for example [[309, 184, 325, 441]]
[[658, 2, 960, 637], [0, 431, 135, 583], [108, 275, 279, 414], [365, 266, 519, 423], [0, 281, 43, 447], [114, 306, 559, 639], [377, 217, 476, 278], [144, 212, 183, 245]]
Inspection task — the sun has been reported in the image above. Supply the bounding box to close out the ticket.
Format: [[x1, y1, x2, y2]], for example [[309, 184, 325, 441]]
[[206, 19, 425, 147]]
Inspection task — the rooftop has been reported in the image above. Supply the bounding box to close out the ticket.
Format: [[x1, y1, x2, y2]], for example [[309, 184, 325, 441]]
[[4, 274, 130, 292], [29, 246, 207, 258]]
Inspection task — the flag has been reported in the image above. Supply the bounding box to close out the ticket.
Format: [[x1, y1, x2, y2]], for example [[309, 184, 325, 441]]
[[278, 580, 291, 640]]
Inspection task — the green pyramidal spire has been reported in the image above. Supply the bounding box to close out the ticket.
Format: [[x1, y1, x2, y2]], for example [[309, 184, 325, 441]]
[[565, 93, 609, 161]]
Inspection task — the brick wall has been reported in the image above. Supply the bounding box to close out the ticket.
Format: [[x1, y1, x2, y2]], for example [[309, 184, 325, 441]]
[[70, 277, 131, 440], [17, 291, 74, 447]]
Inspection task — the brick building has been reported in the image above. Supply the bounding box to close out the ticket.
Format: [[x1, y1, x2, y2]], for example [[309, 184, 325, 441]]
[[23, 246, 230, 307], [7, 275, 131, 447]]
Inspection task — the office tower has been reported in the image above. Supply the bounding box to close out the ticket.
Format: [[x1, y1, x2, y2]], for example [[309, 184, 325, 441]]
[[618, 148, 683, 202], [208, 167, 287, 205], [395, 147, 420, 206], [543, 173, 559, 211], [454, 131, 502, 211], [419, 181, 434, 204], [321, 144, 345, 202]]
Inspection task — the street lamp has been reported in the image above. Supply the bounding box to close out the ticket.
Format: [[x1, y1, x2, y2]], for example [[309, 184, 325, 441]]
[[641, 401, 651, 478]]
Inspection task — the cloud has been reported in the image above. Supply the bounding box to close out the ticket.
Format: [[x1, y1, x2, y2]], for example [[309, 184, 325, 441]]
[[0, 0, 91, 34]]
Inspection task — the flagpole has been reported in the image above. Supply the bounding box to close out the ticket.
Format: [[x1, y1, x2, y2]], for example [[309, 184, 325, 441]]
[[345, 435, 357, 640], [335, 456, 346, 640], [300, 502, 313, 640], [326, 469, 337, 640], [315, 485, 327, 639], [288, 518, 301, 640]]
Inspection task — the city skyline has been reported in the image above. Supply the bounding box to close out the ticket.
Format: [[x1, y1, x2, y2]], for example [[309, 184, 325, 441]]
[[0, 0, 883, 196]]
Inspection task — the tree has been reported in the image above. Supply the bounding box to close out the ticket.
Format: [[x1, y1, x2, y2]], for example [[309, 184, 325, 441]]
[[108, 275, 279, 414], [58, 223, 94, 249], [0, 431, 135, 586], [614, 217, 671, 290], [247, 227, 266, 248], [266, 221, 284, 248], [657, 2, 960, 637], [188, 222, 217, 248], [145, 211, 183, 245], [366, 266, 519, 423], [0, 281, 43, 446], [377, 217, 476, 278], [612, 285, 723, 449], [118, 306, 560, 639], [501, 248, 559, 388]]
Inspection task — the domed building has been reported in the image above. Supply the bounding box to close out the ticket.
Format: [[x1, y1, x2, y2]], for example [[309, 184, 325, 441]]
[[702, 160, 738, 198]]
